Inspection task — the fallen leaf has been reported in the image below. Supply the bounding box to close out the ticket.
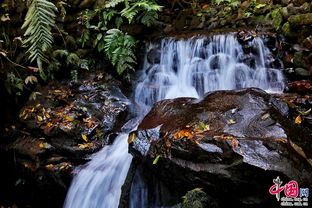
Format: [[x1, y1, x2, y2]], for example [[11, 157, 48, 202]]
[[65, 116, 74, 122], [231, 139, 238, 148], [199, 121, 209, 130], [290, 141, 307, 158], [45, 164, 54, 169], [275, 138, 287, 143], [165, 141, 171, 148], [36, 104, 41, 108], [59, 162, 70, 170], [128, 132, 136, 144], [81, 134, 88, 142], [193, 187, 203, 191], [46, 122, 53, 127], [174, 129, 194, 139], [283, 99, 297, 108], [77, 143, 93, 149], [39, 143, 44, 148], [229, 119, 236, 124], [153, 155, 160, 165], [37, 115, 43, 121], [54, 89, 62, 93], [295, 115, 302, 124], [299, 108, 311, 116], [95, 128, 103, 137]]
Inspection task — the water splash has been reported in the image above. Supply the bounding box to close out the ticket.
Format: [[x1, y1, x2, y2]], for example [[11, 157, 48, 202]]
[[64, 34, 284, 208]]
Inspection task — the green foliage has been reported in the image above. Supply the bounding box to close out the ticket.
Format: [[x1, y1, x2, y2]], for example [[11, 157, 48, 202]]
[[213, 0, 240, 8], [105, 0, 126, 8], [104, 29, 136, 75], [5, 72, 24, 95], [22, 0, 58, 71], [121, 0, 162, 25]]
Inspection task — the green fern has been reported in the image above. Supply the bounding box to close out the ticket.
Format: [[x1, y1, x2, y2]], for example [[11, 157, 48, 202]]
[[104, 29, 136, 75], [121, 0, 162, 24], [22, 0, 58, 71], [105, 0, 125, 8]]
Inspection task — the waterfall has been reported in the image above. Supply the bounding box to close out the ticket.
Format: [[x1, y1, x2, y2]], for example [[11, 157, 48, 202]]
[[64, 34, 284, 208]]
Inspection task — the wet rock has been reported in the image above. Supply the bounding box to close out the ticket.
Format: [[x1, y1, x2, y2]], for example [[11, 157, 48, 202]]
[[302, 35, 312, 50], [147, 48, 161, 64], [241, 1, 250, 9], [129, 88, 312, 207], [1, 72, 130, 207], [295, 67, 310, 77]]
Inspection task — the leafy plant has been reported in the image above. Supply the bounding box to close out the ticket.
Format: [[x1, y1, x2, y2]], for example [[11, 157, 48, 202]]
[[22, 0, 58, 71], [104, 29, 136, 75], [120, 0, 162, 25]]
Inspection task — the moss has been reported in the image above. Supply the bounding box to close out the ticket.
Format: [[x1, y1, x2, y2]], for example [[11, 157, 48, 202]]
[[288, 13, 312, 26], [180, 189, 209, 208], [271, 8, 283, 30], [281, 22, 296, 38]]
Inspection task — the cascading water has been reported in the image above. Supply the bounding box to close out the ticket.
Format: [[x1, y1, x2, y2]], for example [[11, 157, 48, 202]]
[[64, 33, 284, 208]]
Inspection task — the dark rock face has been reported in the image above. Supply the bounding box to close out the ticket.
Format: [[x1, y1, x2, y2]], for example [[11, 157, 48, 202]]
[[129, 88, 312, 207], [147, 48, 161, 64], [0, 72, 130, 207]]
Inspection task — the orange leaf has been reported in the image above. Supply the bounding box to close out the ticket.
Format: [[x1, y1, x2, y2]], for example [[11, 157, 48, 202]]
[[295, 115, 302, 124], [174, 129, 194, 139], [65, 116, 74, 122], [81, 134, 88, 142]]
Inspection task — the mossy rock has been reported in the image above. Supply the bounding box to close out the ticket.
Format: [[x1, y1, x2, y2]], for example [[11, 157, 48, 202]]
[[281, 22, 297, 38], [293, 51, 303, 66], [295, 68, 310, 77], [253, 4, 273, 15], [180, 189, 209, 208], [271, 8, 283, 30], [288, 13, 312, 26]]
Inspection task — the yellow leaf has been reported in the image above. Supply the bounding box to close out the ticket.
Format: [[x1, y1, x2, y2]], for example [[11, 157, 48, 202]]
[[153, 155, 160, 165], [295, 115, 302, 124], [81, 134, 88, 142], [30, 107, 35, 113], [229, 119, 236, 124], [193, 188, 203, 191], [128, 132, 136, 144], [65, 116, 74, 122], [54, 89, 62, 93], [46, 164, 54, 169], [275, 138, 287, 143], [39, 143, 44, 148], [283, 99, 297, 109], [299, 108, 311, 116], [45, 113, 50, 118], [174, 129, 194, 139], [37, 115, 43, 121], [78, 143, 93, 149], [36, 104, 41, 108]]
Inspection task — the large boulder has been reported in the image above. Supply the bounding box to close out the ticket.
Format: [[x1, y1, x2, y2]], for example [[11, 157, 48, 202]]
[[0, 72, 130, 207], [129, 88, 312, 207]]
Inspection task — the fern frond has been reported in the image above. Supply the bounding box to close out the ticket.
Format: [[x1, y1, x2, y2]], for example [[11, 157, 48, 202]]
[[104, 29, 136, 75], [22, 0, 58, 71], [105, 0, 125, 8]]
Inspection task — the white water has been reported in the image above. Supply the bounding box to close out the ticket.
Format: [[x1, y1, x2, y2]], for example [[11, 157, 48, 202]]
[[64, 34, 284, 208]]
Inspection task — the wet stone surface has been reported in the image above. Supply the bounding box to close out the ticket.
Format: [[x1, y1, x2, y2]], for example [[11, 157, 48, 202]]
[[129, 88, 312, 207], [0, 72, 130, 207]]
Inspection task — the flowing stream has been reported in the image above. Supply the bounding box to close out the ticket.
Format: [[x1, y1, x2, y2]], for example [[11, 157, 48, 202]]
[[64, 34, 284, 208]]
